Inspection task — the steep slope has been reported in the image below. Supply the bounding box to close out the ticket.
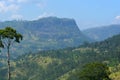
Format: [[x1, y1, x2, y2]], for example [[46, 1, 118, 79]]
[[58, 34, 120, 80], [0, 34, 120, 80], [83, 24, 120, 41], [0, 17, 91, 58]]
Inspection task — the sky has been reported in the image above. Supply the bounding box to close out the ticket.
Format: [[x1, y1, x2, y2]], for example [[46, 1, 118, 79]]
[[0, 0, 120, 30]]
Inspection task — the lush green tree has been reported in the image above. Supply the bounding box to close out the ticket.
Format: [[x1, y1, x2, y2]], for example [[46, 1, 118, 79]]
[[79, 62, 111, 80], [0, 27, 23, 80]]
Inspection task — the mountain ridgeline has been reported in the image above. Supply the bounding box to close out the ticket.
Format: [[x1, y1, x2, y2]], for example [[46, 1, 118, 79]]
[[0, 17, 91, 57], [0, 17, 120, 79], [83, 24, 120, 41]]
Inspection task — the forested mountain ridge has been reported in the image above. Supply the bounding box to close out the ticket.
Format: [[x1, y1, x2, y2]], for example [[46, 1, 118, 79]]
[[83, 24, 120, 41], [0, 17, 91, 58], [0, 34, 120, 80]]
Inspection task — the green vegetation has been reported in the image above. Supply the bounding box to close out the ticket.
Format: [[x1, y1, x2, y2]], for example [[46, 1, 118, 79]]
[[109, 64, 120, 80], [0, 26, 120, 79], [0, 27, 22, 80], [78, 62, 111, 80], [83, 24, 120, 41], [0, 17, 92, 58]]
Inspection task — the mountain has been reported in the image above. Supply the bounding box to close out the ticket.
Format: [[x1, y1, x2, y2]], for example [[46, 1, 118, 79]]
[[0, 17, 91, 58], [83, 24, 120, 41], [0, 33, 120, 80]]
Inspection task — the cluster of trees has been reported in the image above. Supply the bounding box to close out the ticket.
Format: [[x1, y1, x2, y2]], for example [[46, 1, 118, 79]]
[[78, 62, 111, 80]]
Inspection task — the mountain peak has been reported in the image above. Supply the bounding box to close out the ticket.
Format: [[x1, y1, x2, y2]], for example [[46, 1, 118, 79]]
[[38, 16, 74, 21], [0, 17, 91, 57]]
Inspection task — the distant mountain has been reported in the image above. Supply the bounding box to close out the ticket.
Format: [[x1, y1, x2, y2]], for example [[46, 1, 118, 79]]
[[0, 17, 91, 57], [83, 24, 120, 41]]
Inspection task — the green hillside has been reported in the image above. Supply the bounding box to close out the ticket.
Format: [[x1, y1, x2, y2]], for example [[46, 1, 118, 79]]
[[0, 34, 120, 80], [83, 24, 120, 41], [0, 17, 91, 58]]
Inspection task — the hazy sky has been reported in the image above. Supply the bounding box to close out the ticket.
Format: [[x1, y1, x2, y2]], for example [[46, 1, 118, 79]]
[[0, 0, 120, 29]]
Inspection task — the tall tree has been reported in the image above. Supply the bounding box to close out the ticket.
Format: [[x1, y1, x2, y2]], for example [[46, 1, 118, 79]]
[[0, 27, 23, 80]]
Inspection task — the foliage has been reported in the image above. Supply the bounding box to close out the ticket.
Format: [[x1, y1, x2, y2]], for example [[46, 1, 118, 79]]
[[109, 64, 120, 80], [78, 62, 111, 80], [0, 33, 120, 80], [0, 27, 22, 80], [0, 27, 23, 46], [0, 17, 92, 58]]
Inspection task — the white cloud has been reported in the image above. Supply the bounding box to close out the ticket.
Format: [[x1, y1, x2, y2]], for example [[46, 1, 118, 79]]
[[37, 1, 46, 9], [115, 16, 120, 20], [7, 0, 15, 3], [6, 0, 27, 3], [112, 15, 120, 24], [0, 1, 19, 13], [37, 12, 54, 19], [11, 14, 23, 20], [16, 0, 28, 3], [32, 12, 54, 20], [0, 0, 28, 13]]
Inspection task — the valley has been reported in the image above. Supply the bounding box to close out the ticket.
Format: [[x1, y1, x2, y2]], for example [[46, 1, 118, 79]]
[[0, 17, 120, 80]]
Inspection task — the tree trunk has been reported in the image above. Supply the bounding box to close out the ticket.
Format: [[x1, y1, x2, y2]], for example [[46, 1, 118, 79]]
[[7, 46, 10, 80]]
